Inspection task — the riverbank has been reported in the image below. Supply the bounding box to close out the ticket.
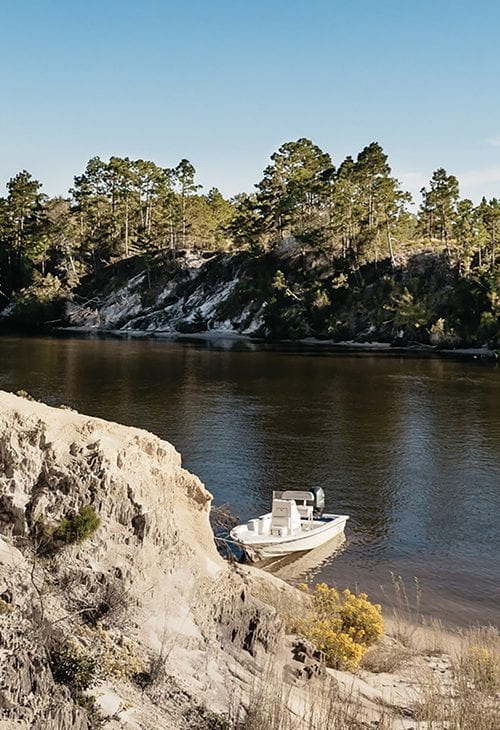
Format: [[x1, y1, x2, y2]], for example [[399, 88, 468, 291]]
[[52, 326, 500, 362], [2, 245, 497, 353]]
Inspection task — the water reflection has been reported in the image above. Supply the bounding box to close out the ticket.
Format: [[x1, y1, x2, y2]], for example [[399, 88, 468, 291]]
[[0, 334, 498, 626], [258, 533, 347, 582]]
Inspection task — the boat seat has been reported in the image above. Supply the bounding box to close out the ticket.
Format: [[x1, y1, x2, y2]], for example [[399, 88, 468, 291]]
[[296, 504, 313, 520], [270, 498, 301, 536]]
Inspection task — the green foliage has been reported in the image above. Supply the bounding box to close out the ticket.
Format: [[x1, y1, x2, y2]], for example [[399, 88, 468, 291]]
[[76, 695, 107, 728], [176, 309, 207, 333], [183, 706, 230, 730], [390, 286, 430, 333], [419, 168, 459, 250], [3, 273, 67, 329], [429, 318, 460, 347], [328, 143, 410, 263], [327, 318, 356, 341], [255, 138, 334, 239], [34, 504, 100, 556], [272, 269, 287, 292], [48, 642, 97, 693], [311, 285, 330, 310], [289, 583, 384, 670], [479, 311, 498, 342], [53, 505, 101, 545]]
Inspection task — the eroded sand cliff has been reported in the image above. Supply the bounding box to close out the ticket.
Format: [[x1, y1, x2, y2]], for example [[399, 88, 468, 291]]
[[0, 391, 320, 729]]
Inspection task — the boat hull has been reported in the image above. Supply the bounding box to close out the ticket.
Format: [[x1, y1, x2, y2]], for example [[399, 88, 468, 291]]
[[230, 514, 349, 562]]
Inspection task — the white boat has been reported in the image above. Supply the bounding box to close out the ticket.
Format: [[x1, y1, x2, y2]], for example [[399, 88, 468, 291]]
[[230, 488, 349, 561]]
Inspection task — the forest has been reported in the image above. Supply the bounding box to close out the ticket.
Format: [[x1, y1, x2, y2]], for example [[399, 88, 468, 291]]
[[0, 139, 498, 346]]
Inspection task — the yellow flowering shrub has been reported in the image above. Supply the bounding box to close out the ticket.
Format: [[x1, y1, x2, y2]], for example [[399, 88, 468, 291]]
[[290, 583, 383, 670], [465, 646, 499, 692], [339, 588, 384, 646]]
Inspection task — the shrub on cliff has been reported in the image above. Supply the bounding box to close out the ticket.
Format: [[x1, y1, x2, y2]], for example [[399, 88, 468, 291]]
[[288, 583, 383, 670], [34, 504, 101, 555], [48, 642, 97, 692], [53, 504, 101, 545]]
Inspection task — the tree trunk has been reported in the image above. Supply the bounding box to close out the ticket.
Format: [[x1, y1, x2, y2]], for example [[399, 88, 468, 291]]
[[386, 221, 395, 266], [182, 195, 186, 247], [124, 195, 129, 257]]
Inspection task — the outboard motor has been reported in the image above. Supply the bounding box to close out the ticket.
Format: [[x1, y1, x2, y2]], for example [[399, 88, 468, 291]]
[[310, 486, 325, 517]]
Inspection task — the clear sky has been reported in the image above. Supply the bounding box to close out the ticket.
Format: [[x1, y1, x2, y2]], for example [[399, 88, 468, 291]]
[[1, 0, 499, 205]]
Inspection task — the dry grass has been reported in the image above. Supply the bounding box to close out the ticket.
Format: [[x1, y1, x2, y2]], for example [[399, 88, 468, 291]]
[[227, 665, 372, 730], [302, 683, 381, 730], [224, 576, 499, 730], [417, 616, 451, 655], [217, 623, 500, 730], [456, 626, 500, 694], [382, 573, 422, 648], [342, 575, 498, 730], [360, 639, 415, 674], [411, 625, 500, 730]]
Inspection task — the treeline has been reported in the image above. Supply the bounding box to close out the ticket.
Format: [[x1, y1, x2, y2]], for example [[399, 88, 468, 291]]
[[0, 138, 498, 312], [234, 139, 498, 273], [0, 157, 234, 298]]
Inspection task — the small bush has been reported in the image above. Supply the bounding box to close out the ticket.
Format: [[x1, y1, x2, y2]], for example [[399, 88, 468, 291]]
[[289, 583, 383, 670], [34, 505, 100, 556], [78, 623, 147, 682], [81, 581, 129, 627], [459, 628, 500, 694], [464, 646, 499, 692], [183, 705, 230, 730], [49, 642, 97, 693], [53, 505, 101, 545], [8, 273, 67, 329], [340, 588, 384, 646], [76, 695, 107, 729]]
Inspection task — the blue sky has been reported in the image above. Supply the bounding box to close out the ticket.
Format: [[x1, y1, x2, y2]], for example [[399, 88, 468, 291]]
[[1, 0, 499, 205]]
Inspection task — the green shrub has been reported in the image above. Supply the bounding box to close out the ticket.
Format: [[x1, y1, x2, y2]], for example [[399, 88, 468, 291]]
[[53, 505, 101, 545], [8, 273, 67, 329], [48, 642, 97, 693]]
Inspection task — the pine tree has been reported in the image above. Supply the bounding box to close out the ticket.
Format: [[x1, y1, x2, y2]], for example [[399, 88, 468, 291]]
[[256, 138, 334, 241], [419, 168, 459, 256]]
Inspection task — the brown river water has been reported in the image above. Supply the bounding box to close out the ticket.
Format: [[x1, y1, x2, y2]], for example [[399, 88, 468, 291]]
[[0, 334, 498, 627]]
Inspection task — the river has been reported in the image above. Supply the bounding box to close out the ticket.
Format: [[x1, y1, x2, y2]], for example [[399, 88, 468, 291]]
[[1, 334, 498, 627]]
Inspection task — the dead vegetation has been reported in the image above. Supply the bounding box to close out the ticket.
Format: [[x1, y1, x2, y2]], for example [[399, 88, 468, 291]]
[[226, 668, 370, 730], [410, 626, 500, 729], [218, 622, 500, 730]]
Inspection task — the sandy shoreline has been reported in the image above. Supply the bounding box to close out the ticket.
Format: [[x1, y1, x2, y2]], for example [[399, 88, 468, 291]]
[[56, 326, 498, 360]]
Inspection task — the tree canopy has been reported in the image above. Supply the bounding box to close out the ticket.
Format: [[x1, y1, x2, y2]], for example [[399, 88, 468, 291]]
[[0, 140, 497, 342]]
